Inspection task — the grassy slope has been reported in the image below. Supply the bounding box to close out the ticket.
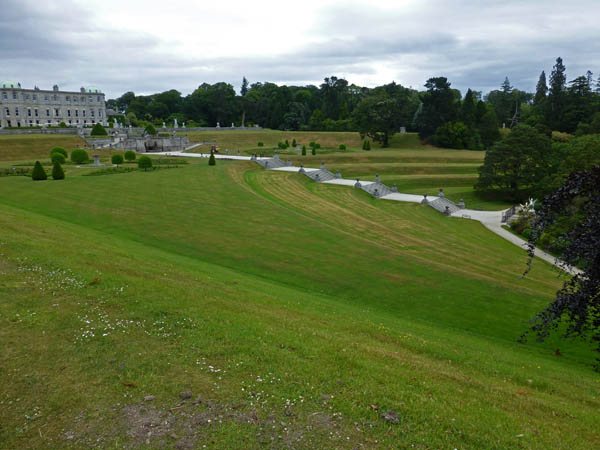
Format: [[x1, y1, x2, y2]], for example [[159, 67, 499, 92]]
[[0, 134, 87, 161], [1, 161, 599, 449]]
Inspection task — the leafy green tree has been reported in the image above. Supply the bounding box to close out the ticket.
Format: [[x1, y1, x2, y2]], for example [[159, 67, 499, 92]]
[[144, 124, 157, 136], [292, 138, 296, 147], [124, 150, 136, 161], [302, 145, 306, 155], [339, 144, 346, 150], [311, 146, 316, 156], [257, 141, 264, 147], [50, 146, 67, 158], [208, 151, 216, 166], [71, 149, 89, 164], [478, 109, 502, 148], [138, 155, 152, 171], [476, 125, 551, 200], [31, 161, 47, 180], [111, 154, 124, 166], [433, 121, 471, 149], [52, 161, 65, 180], [91, 123, 108, 136], [59, 121, 67, 128], [353, 93, 401, 147], [418, 77, 458, 139], [51, 152, 66, 164]]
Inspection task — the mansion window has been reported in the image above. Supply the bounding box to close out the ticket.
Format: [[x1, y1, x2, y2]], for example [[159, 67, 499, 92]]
[[7, 120, 11, 127], [12, 92, 17, 99], [34, 109, 38, 117], [97, 96, 101, 102], [66, 96, 70, 102], [46, 109, 50, 117], [73, 97, 78, 103], [91, 110, 94, 117], [81, 96, 85, 102], [67, 110, 71, 117], [44, 95, 49, 101], [88, 96, 92, 103], [32, 94, 37, 100], [83, 110, 86, 117], [54, 108, 59, 117], [27, 108, 31, 117], [75, 110, 79, 117], [2, 92, 6, 99], [15, 108, 19, 116], [5, 107, 9, 116], [52, 95, 57, 101], [99, 110, 102, 117]]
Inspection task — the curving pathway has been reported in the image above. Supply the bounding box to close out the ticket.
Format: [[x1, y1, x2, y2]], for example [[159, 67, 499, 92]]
[[154, 151, 578, 274]]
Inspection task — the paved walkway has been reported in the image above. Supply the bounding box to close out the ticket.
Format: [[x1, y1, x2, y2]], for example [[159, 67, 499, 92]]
[[151, 151, 577, 273]]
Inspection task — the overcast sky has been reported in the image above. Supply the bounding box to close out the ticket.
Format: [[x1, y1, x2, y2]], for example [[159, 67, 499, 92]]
[[1, 0, 599, 98]]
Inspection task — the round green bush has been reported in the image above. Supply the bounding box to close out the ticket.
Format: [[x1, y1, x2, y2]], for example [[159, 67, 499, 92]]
[[111, 154, 124, 165], [31, 161, 47, 181], [339, 144, 346, 150], [138, 155, 153, 171], [257, 141, 264, 147], [144, 124, 157, 136], [71, 148, 89, 164], [50, 146, 67, 158], [52, 161, 65, 180], [91, 123, 108, 136], [292, 138, 297, 147], [51, 152, 66, 164], [124, 150, 136, 161]]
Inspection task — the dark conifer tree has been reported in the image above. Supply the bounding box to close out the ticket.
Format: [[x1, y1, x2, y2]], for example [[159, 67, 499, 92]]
[[547, 57, 568, 130], [534, 71, 548, 105]]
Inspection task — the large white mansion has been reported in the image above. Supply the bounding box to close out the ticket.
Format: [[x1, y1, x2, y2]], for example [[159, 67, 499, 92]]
[[0, 81, 107, 128]]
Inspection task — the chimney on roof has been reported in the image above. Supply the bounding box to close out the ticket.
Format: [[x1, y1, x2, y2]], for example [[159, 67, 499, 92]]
[[80, 87, 86, 93], [53, 85, 59, 91]]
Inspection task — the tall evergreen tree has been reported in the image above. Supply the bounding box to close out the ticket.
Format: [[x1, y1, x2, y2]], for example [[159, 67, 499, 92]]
[[534, 71, 548, 105], [547, 57, 568, 130], [418, 77, 458, 139], [240, 77, 249, 97], [460, 89, 476, 128]]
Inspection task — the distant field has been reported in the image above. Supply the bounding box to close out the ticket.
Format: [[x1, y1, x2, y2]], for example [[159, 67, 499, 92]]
[[0, 131, 509, 210]]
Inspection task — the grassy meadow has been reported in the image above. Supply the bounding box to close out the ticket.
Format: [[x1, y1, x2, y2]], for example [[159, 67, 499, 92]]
[[0, 132, 599, 449]]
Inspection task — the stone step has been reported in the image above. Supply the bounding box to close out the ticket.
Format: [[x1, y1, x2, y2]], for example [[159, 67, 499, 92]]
[[305, 168, 337, 182], [360, 181, 393, 198], [428, 197, 461, 215]]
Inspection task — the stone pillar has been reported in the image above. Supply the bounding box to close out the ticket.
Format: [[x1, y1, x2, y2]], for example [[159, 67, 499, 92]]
[[321, 162, 326, 170], [391, 184, 398, 192], [421, 194, 429, 205], [375, 173, 380, 183], [444, 206, 451, 216], [458, 199, 466, 209], [336, 170, 341, 179], [437, 188, 445, 198], [354, 178, 361, 188], [299, 164, 305, 174], [373, 188, 380, 198]]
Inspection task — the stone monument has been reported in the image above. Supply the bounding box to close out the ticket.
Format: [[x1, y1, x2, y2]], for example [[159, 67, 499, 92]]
[[174, 118, 178, 129], [216, 122, 220, 128]]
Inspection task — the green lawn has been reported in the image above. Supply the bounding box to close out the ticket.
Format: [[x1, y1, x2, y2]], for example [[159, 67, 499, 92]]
[[1, 159, 599, 449]]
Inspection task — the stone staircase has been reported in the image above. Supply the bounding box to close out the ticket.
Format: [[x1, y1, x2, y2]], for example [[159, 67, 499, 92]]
[[428, 196, 461, 215], [360, 181, 393, 198], [255, 154, 289, 169], [305, 168, 337, 182]]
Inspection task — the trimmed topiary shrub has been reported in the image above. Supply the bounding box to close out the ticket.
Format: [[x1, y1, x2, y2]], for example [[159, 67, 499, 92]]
[[257, 141, 264, 147], [302, 145, 306, 155], [111, 154, 124, 166], [144, 124, 157, 136], [51, 152, 66, 164], [208, 151, 216, 166], [91, 123, 108, 136], [339, 144, 346, 150], [277, 141, 286, 149], [138, 155, 152, 171], [124, 150, 136, 161], [71, 148, 89, 164], [292, 138, 296, 147], [285, 139, 289, 147], [311, 146, 316, 155], [362, 140, 371, 150], [32, 161, 47, 181], [52, 161, 65, 180], [50, 146, 67, 158]]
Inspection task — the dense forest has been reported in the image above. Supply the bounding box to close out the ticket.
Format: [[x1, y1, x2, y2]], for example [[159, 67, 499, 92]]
[[107, 57, 600, 149]]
